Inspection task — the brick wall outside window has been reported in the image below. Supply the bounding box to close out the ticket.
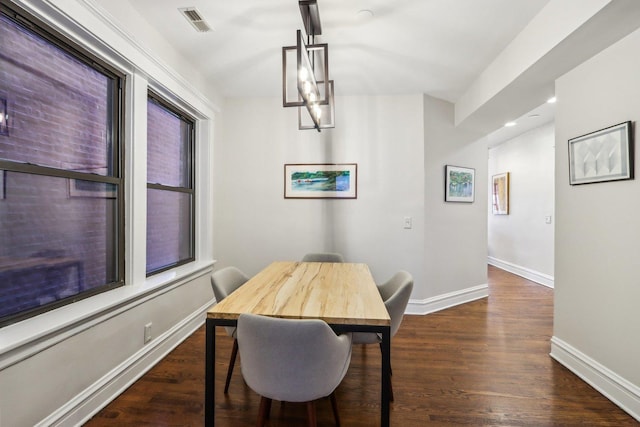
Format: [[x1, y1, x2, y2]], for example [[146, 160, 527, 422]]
[[0, 13, 119, 321], [146, 97, 194, 274]]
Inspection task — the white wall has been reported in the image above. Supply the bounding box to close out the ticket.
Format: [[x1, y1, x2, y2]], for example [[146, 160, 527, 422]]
[[552, 27, 640, 420], [215, 95, 426, 297], [422, 96, 489, 307], [488, 123, 555, 286]]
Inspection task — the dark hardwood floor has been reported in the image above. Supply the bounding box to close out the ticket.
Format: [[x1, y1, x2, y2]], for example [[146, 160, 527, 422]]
[[84, 266, 637, 426]]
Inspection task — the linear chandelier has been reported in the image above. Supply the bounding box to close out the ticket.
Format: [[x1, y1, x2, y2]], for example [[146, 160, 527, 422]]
[[282, 0, 335, 131]]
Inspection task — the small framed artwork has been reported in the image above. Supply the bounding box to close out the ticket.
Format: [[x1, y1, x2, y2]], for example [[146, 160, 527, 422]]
[[492, 172, 509, 215], [445, 165, 475, 203], [284, 163, 357, 199], [568, 121, 633, 185]]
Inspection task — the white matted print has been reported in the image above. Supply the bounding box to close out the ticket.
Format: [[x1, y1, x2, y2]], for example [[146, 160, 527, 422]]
[[568, 121, 633, 185]]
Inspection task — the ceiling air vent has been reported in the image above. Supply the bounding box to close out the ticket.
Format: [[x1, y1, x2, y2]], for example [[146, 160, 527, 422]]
[[179, 7, 212, 33]]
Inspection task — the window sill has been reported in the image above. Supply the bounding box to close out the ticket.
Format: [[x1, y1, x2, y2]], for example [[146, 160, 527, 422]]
[[0, 260, 215, 370]]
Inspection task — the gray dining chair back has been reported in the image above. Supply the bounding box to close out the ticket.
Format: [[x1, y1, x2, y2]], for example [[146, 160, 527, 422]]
[[237, 313, 352, 426], [211, 266, 248, 302], [302, 252, 345, 263], [352, 270, 413, 401], [379, 270, 414, 337], [210, 266, 250, 393]]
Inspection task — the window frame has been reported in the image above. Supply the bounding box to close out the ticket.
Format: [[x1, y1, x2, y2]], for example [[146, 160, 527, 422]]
[[145, 90, 196, 276], [0, 1, 126, 326]]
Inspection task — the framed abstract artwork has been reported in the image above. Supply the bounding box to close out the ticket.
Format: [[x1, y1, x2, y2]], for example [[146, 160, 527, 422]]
[[568, 121, 633, 185]]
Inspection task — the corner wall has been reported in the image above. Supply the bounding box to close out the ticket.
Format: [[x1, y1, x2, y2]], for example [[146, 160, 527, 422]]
[[422, 95, 489, 312], [552, 27, 640, 420], [214, 94, 490, 311]]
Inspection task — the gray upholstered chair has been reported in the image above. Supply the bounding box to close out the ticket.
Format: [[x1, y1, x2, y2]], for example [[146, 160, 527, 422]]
[[301, 252, 345, 263], [237, 313, 352, 427], [210, 266, 249, 393], [352, 270, 413, 401]]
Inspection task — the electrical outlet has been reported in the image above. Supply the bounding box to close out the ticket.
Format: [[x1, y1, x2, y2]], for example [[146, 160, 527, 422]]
[[144, 323, 152, 344]]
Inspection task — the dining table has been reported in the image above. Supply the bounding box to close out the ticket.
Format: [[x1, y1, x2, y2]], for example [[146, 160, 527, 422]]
[[204, 260, 392, 426]]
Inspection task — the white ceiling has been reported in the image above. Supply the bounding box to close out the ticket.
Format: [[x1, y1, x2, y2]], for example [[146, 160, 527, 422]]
[[89, 1, 640, 144], [104, 0, 549, 103]]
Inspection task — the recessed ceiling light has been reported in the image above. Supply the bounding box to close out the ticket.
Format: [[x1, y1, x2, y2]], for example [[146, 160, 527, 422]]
[[504, 121, 517, 127], [547, 96, 557, 104]]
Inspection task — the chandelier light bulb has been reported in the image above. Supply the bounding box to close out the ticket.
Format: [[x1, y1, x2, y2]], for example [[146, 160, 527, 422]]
[[299, 67, 308, 82]]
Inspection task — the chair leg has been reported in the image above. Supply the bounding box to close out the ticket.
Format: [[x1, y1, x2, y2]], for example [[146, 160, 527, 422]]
[[257, 397, 272, 427], [224, 339, 238, 394], [329, 392, 341, 426], [306, 401, 317, 427]]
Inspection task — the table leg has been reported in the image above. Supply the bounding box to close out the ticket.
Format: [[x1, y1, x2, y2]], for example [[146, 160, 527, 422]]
[[381, 325, 391, 427], [205, 319, 216, 427]]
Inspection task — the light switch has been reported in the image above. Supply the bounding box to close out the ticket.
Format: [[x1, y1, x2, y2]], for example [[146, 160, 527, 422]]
[[545, 215, 552, 224], [403, 216, 412, 229]]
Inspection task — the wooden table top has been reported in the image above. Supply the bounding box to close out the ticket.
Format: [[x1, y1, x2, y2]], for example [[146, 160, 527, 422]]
[[207, 261, 390, 326]]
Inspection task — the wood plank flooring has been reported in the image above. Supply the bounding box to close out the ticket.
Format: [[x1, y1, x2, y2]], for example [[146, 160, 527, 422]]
[[84, 266, 638, 426]]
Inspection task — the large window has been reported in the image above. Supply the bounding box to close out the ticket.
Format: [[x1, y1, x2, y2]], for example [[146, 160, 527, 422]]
[[146, 93, 195, 275], [0, 4, 124, 325]]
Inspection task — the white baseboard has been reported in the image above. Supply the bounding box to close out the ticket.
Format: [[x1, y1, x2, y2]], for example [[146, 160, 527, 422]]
[[488, 257, 554, 288], [406, 284, 489, 315], [550, 336, 640, 422], [39, 299, 214, 427]]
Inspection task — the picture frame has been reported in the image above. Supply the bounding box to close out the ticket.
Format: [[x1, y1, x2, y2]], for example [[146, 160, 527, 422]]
[[492, 172, 509, 215], [284, 163, 357, 199], [445, 165, 475, 203], [568, 121, 633, 185]]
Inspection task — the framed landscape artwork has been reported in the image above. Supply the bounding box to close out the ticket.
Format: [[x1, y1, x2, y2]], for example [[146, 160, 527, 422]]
[[445, 165, 475, 203], [284, 163, 357, 199], [568, 121, 633, 185], [492, 172, 509, 215]]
